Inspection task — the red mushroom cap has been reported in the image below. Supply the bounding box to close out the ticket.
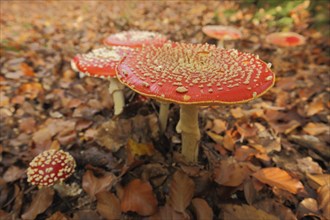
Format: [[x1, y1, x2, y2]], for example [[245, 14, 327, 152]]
[[202, 25, 242, 40], [103, 30, 167, 48], [116, 42, 275, 104], [27, 149, 76, 187], [266, 32, 306, 47], [71, 47, 132, 78]]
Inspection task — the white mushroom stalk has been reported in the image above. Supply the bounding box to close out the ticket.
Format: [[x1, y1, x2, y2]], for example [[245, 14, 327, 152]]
[[71, 47, 132, 116], [109, 78, 125, 115], [158, 102, 170, 134]]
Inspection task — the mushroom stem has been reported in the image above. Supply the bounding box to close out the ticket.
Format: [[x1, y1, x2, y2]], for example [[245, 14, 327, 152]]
[[159, 102, 170, 134], [217, 39, 224, 48], [108, 78, 125, 115], [180, 105, 201, 162]]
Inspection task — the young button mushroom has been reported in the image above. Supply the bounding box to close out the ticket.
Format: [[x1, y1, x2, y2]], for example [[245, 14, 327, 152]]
[[27, 149, 76, 188], [103, 30, 168, 49], [202, 25, 242, 48], [71, 47, 132, 115], [265, 32, 306, 47], [116, 42, 275, 162]]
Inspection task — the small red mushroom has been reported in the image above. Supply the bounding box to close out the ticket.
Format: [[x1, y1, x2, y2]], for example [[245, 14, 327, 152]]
[[103, 30, 170, 132], [103, 30, 167, 48], [27, 149, 76, 188], [71, 47, 132, 115], [265, 32, 306, 47], [202, 25, 242, 48], [116, 42, 275, 162]]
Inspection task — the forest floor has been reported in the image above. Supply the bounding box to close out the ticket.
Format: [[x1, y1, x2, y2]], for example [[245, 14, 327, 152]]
[[0, 1, 329, 220]]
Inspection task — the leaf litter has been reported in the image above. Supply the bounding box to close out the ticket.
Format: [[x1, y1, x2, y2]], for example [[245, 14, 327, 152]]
[[0, 1, 329, 219]]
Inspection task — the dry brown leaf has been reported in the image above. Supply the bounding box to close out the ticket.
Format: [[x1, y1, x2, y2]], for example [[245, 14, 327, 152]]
[[221, 204, 280, 220], [19, 117, 36, 134], [96, 191, 121, 220], [244, 178, 257, 205], [20, 63, 35, 77], [191, 198, 213, 220], [306, 96, 324, 116], [82, 170, 116, 200], [148, 204, 189, 220], [253, 167, 305, 194], [18, 82, 44, 99], [3, 166, 25, 182], [211, 119, 226, 134], [236, 123, 258, 139], [296, 198, 319, 219], [297, 157, 323, 174], [254, 199, 297, 220], [223, 131, 235, 151], [121, 179, 158, 216], [127, 138, 155, 157], [206, 131, 223, 145], [234, 145, 258, 162], [306, 174, 330, 189], [21, 188, 54, 220], [318, 184, 330, 218], [214, 158, 256, 187], [168, 170, 195, 213], [303, 122, 329, 136], [46, 211, 70, 220]]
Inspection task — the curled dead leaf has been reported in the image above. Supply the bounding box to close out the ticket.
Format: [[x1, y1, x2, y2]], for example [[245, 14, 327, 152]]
[[253, 167, 305, 194], [192, 198, 213, 220], [96, 191, 121, 220], [21, 188, 54, 220], [318, 184, 330, 218], [221, 204, 280, 220], [121, 179, 158, 216], [82, 170, 116, 200], [168, 170, 195, 213]]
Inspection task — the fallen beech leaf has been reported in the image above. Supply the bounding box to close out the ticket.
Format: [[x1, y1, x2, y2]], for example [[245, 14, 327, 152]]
[[18, 82, 43, 99], [303, 122, 329, 136], [206, 131, 223, 145], [168, 171, 195, 213], [305, 96, 324, 116], [20, 63, 35, 77], [236, 123, 258, 139], [234, 145, 257, 162], [19, 117, 36, 134], [221, 204, 279, 220], [253, 167, 305, 194], [214, 158, 256, 187], [127, 138, 155, 157], [191, 198, 213, 220], [211, 119, 226, 134], [318, 184, 330, 218], [3, 166, 25, 182], [21, 188, 54, 220], [148, 204, 189, 220], [0, 92, 9, 107], [82, 170, 116, 200], [297, 157, 323, 174], [306, 173, 330, 189], [244, 178, 257, 205], [296, 198, 319, 219], [254, 199, 297, 220], [47, 211, 70, 220], [96, 191, 121, 220], [223, 131, 235, 151], [121, 179, 158, 216]]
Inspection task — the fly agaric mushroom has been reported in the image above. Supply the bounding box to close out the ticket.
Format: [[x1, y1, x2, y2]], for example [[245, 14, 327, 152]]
[[104, 30, 170, 132], [27, 149, 76, 188], [103, 30, 167, 49], [265, 32, 306, 47], [202, 25, 242, 48], [116, 42, 275, 162], [71, 46, 133, 115]]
